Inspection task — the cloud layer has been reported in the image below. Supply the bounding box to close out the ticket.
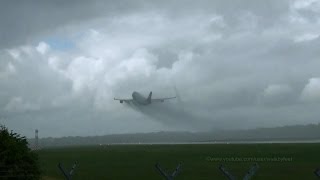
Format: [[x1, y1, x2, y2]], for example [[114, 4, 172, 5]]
[[1, 0, 320, 137]]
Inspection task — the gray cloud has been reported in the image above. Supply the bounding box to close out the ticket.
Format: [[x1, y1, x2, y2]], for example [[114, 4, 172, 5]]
[[0, 0, 293, 48], [0, 0, 146, 48]]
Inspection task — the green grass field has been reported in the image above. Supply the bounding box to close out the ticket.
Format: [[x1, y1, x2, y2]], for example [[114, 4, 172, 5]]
[[38, 143, 320, 179]]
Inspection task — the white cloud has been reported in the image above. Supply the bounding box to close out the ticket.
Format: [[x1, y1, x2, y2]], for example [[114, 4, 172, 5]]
[[289, 12, 309, 24], [301, 77, 320, 102], [119, 49, 157, 76], [292, 0, 320, 11], [294, 33, 319, 42], [289, 0, 320, 25], [36, 42, 50, 55], [64, 56, 105, 93], [48, 56, 61, 71]]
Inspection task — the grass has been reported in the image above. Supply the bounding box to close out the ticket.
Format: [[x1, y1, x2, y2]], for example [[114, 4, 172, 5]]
[[37, 143, 320, 179]]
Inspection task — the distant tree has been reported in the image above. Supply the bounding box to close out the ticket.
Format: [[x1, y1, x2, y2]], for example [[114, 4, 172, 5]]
[[0, 125, 40, 179]]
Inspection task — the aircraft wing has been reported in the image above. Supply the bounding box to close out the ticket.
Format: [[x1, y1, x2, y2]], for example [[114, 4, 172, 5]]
[[114, 98, 133, 103], [152, 97, 176, 103]]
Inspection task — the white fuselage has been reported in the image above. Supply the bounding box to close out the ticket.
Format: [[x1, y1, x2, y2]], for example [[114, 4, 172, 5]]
[[132, 92, 149, 105]]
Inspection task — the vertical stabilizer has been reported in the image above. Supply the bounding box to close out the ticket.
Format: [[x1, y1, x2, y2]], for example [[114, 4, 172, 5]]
[[147, 91, 152, 103]]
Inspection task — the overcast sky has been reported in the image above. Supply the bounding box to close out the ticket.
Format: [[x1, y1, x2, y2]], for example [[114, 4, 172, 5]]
[[1, 0, 320, 137]]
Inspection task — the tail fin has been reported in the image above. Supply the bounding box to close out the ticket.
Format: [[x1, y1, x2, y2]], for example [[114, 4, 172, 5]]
[[147, 91, 152, 103]]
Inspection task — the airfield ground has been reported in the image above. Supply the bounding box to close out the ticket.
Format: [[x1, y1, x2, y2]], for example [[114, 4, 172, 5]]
[[38, 143, 320, 179]]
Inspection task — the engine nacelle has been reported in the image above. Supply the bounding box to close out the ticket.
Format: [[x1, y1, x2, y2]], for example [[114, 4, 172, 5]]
[[120, 100, 123, 103]]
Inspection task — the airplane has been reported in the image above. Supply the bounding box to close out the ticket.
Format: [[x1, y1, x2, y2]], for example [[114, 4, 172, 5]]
[[114, 91, 176, 105]]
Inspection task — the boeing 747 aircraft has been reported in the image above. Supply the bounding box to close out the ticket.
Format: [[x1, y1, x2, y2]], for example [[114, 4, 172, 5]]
[[114, 91, 176, 105]]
